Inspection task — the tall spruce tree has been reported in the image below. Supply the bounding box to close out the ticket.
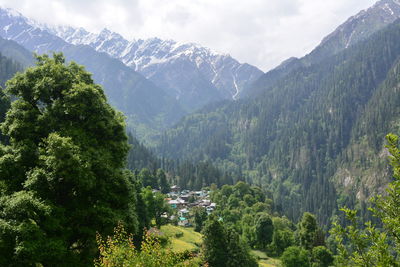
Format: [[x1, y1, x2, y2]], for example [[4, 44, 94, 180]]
[[0, 54, 138, 266], [156, 168, 170, 194]]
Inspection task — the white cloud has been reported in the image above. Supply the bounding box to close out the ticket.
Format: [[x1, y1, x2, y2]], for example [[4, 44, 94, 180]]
[[0, 0, 377, 71]]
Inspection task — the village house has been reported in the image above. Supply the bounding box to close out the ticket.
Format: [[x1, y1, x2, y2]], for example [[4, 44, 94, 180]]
[[165, 185, 216, 226]]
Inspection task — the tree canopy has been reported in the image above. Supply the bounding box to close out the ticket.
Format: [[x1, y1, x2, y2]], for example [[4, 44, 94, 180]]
[[0, 53, 139, 266], [202, 215, 258, 267]]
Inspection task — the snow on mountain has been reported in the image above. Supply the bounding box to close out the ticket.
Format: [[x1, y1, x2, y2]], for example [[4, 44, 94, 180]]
[[0, 7, 68, 54], [48, 25, 263, 108], [0, 7, 188, 135], [0, 6, 263, 110], [313, 0, 400, 59]]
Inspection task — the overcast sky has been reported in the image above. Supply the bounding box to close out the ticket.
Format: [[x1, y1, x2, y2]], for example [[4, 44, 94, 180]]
[[0, 0, 377, 71]]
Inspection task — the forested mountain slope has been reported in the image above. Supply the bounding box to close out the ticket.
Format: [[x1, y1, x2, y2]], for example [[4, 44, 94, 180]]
[[245, 0, 400, 98], [157, 19, 400, 225], [332, 57, 400, 215], [0, 37, 33, 67], [0, 44, 24, 86], [0, 39, 29, 142]]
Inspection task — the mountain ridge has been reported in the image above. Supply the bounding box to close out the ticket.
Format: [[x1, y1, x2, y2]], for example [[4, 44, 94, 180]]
[[0, 7, 186, 139], [244, 0, 400, 98], [46, 24, 263, 109]]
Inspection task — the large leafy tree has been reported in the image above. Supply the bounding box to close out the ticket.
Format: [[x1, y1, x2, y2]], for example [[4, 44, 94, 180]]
[[281, 246, 310, 267], [255, 213, 274, 249], [272, 229, 294, 256], [192, 206, 208, 232], [0, 54, 138, 266], [298, 212, 318, 250], [156, 168, 170, 194], [202, 216, 258, 267], [201, 216, 227, 267], [310, 246, 333, 267], [141, 187, 170, 228], [139, 168, 158, 189]]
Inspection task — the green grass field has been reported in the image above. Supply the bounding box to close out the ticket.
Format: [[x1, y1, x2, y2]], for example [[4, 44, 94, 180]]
[[160, 224, 203, 252], [251, 250, 281, 267], [159, 225, 281, 266]]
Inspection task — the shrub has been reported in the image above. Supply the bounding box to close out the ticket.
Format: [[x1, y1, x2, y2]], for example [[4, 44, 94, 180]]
[[95, 223, 198, 267]]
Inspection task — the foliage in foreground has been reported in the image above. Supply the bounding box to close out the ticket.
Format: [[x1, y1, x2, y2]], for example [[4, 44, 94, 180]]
[[0, 54, 139, 266], [202, 215, 258, 267], [331, 133, 400, 266], [95, 224, 198, 267], [281, 246, 309, 267]]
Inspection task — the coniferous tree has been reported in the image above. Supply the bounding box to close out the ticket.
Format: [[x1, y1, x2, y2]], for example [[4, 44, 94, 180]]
[[156, 168, 170, 193], [255, 214, 274, 249], [139, 168, 158, 189], [193, 207, 208, 232]]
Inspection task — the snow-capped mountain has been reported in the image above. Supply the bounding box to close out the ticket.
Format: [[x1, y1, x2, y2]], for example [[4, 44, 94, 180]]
[[0, 6, 262, 111], [0, 7, 186, 138], [48, 26, 263, 109], [0, 8, 68, 53]]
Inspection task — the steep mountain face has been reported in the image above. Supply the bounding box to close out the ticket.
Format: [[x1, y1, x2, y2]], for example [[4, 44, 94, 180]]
[[0, 37, 27, 86], [157, 18, 400, 225], [245, 0, 400, 98], [310, 0, 400, 63], [332, 56, 400, 211], [0, 7, 186, 138], [0, 36, 33, 67], [48, 26, 263, 110]]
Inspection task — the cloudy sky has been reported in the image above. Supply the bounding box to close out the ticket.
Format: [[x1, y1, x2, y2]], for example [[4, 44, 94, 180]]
[[0, 0, 377, 71]]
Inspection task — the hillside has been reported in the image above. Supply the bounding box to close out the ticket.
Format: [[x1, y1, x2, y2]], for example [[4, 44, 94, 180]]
[[157, 19, 400, 225], [244, 0, 400, 98]]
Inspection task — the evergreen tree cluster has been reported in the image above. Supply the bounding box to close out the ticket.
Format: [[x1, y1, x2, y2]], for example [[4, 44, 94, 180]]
[[157, 19, 400, 226]]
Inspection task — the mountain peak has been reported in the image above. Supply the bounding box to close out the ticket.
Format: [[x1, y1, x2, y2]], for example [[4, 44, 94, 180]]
[[313, 0, 400, 58], [100, 28, 111, 34], [376, 0, 400, 6], [0, 6, 262, 108], [246, 0, 400, 98], [48, 24, 262, 103], [98, 28, 125, 40], [0, 7, 23, 18]]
